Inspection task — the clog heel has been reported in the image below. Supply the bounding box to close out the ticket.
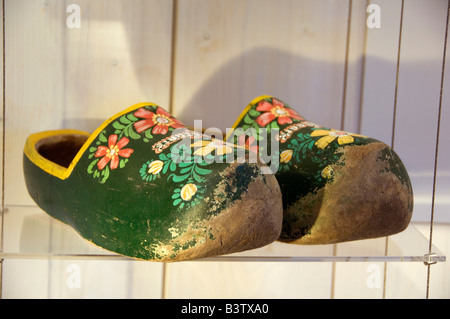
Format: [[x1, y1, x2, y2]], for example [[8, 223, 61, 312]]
[[227, 95, 413, 245], [23, 102, 283, 261]]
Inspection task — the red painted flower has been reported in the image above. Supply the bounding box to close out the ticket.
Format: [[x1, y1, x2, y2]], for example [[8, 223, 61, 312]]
[[255, 98, 303, 127], [95, 134, 134, 170], [238, 135, 259, 154], [133, 107, 185, 135]]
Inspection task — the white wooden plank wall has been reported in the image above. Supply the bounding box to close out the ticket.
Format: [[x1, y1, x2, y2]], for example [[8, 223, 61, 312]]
[[3, 0, 172, 298], [360, 0, 450, 299], [0, 0, 3, 297], [172, 0, 349, 132], [1, 0, 449, 299]]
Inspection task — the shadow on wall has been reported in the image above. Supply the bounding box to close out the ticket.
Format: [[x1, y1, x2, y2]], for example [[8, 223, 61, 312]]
[[173, 45, 449, 171], [62, 46, 357, 134], [173, 46, 356, 133], [170, 46, 450, 224]]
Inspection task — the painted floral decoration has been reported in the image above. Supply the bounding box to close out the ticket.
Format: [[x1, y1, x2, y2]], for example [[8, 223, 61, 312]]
[[140, 159, 164, 182], [310, 129, 367, 149], [95, 134, 134, 170], [255, 98, 304, 127], [133, 107, 185, 135], [191, 139, 234, 156], [180, 183, 198, 201], [148, 160, 164, 175], [280, 149, 293, 163], [238, 135, 259, 154]]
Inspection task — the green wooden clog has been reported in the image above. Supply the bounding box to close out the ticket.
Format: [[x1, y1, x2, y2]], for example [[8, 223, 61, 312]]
[[23, 102, 283, 261], [227, 95, 414, 245]]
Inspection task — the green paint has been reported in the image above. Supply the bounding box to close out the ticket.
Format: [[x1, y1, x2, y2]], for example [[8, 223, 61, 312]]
[[229, 96, 414, 242], [23, 104, 267, 261]]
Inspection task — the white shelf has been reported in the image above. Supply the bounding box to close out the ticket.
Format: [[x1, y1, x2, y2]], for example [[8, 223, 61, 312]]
[[0, 205, 446, 264]]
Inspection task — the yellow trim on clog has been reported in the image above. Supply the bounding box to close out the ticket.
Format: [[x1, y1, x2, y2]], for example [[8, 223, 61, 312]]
[[24, 129, 90, 180], [225, 95, 273, 141], [24, 102, 158, 180]]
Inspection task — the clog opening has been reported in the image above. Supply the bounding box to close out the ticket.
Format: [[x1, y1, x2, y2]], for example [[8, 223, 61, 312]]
[[35, 134, 89, 168]]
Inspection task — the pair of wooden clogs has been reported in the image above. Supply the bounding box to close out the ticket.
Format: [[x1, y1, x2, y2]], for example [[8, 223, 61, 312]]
[[23, 96, 413, 261]]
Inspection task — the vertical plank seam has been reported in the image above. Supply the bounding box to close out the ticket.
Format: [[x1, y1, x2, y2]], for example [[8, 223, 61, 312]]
[[1, 0, 5, 299], [0, 260, 2, 299], [330, 244, 337, 299], [331, 0, 353, 299], [161, 262, 167, 299], [162, 0, 178, 299], [168, 0, 178, 115], [426, 0, 450, 300], [357, 0, 370, 135], [390, 0, 405, 151], [340, 0, 353, 131], [1, 0, 5, 254], [62, 0, 68, 128], [382, 0, 405, 300]]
